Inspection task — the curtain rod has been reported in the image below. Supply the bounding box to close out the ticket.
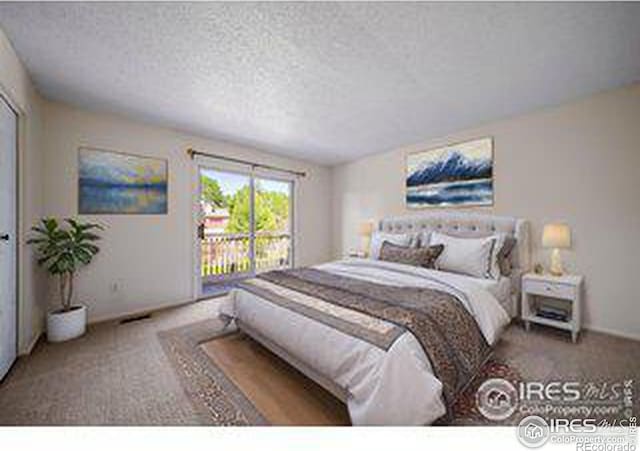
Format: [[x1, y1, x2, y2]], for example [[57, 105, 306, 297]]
[[186, 148, 306, 177]]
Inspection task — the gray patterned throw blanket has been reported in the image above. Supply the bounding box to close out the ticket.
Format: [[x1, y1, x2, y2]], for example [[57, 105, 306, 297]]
[[237, 267, 490, 416]]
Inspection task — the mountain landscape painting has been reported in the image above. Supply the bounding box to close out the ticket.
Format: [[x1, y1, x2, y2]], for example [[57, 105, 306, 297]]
[[406, 137, 493, 208], [79, 147, 168, 214]]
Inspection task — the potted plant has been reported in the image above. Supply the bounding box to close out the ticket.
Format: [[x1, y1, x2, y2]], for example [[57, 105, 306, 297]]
[[27, 218, 103, 342]]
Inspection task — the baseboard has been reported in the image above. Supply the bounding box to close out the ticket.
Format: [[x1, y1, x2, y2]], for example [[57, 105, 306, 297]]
[[513, 317, 638, 342], [88, 298, 196, 325], [19, 331, 42, 356], [584, 324, 640, 342]]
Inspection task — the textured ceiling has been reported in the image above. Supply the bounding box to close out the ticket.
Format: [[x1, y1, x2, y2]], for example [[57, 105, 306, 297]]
[[1, 3, 639, 165]]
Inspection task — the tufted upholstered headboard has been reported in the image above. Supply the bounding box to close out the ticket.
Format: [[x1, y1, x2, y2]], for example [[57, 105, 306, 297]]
[[378, 212, 530, 317]]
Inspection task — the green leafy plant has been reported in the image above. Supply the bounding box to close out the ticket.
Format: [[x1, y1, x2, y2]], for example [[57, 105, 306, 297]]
[[201, 175, 228, 209], [27, 218, 103, 313]]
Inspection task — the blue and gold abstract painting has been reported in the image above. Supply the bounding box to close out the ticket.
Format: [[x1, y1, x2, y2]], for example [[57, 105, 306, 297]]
[[79, 147, 168, 214], [406, 137, 493, 208]]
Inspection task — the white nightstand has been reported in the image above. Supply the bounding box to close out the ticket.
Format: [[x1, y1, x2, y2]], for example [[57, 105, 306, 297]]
[[521, 273, 584, 342]]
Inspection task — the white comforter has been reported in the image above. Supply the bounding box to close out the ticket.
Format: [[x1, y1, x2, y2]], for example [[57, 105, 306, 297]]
[[219, 258, 510, 425]]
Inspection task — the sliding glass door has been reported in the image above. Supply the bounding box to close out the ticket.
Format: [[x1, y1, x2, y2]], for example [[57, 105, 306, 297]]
[[254, 177, 293, 271], [197, 166, 293, 290], [199, 168, 252, 280]]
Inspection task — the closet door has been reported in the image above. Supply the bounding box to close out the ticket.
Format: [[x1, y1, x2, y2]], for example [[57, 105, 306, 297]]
[[0, 95, 17, 380]]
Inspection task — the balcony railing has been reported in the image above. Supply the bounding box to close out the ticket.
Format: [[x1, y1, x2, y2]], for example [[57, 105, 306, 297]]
[[201, 232, 291, 278]]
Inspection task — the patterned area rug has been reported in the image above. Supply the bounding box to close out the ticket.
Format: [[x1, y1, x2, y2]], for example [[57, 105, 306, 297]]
[[451, 358, 523, 425], [158, 319, 521, 426], [160, 319, 638, 426], [158, 319, 267, 425]]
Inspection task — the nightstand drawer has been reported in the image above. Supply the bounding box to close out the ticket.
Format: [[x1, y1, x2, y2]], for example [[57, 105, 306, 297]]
[[524, 279, 574, 300]]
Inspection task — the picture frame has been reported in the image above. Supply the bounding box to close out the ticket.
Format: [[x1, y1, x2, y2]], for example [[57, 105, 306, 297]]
[[78, 146, 168, 214], [405, 137, 494, 208]]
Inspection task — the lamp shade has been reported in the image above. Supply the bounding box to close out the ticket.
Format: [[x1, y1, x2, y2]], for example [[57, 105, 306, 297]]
[[358, 221, 374, 237], [542, 223, 571, 249]]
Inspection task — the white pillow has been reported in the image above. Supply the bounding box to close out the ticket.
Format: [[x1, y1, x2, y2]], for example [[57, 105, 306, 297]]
[[429, 232, 499, 279], [369, 232, 413, 259], [418, 230, 432, 248]]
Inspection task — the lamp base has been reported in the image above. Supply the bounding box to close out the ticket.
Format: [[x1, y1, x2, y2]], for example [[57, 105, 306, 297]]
[[360, 236, 371, 258], [549, 248, 564, 276]]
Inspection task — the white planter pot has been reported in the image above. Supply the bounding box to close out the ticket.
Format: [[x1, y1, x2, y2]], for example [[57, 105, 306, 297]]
[[47, 305, 87, 343]]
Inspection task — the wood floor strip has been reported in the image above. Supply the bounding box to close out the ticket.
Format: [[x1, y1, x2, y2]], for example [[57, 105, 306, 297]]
[[200, 333, 351, 426]]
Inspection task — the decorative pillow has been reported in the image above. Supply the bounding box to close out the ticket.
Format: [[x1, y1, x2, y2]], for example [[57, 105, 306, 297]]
[[430, 232, 497, 279], [417, 230, 432, 248], [369, 231, 414, 259], [379, 242, 444, 269], [497, 235, 517, 276]]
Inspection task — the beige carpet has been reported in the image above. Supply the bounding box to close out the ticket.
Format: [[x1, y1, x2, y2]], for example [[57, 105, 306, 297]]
[[1, 298, 638, 425], [0, 300, 221, 425]]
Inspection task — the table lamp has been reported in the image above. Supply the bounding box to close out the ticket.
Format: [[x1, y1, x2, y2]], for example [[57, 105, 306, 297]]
[[358, 221, 374, 257], [542, 223, 571, 276]]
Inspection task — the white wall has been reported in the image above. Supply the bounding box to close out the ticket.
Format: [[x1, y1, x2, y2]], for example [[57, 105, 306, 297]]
[[41, 101, 332, 323], [331, 84, 640, 340], [0, 28, 46, 353]]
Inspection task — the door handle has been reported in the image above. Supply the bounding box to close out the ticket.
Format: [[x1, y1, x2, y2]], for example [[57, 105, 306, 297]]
[[0, 234, 9, 241]]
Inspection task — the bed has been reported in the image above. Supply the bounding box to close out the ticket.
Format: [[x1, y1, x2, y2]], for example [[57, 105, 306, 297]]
[[219, 212, 530, 425]]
